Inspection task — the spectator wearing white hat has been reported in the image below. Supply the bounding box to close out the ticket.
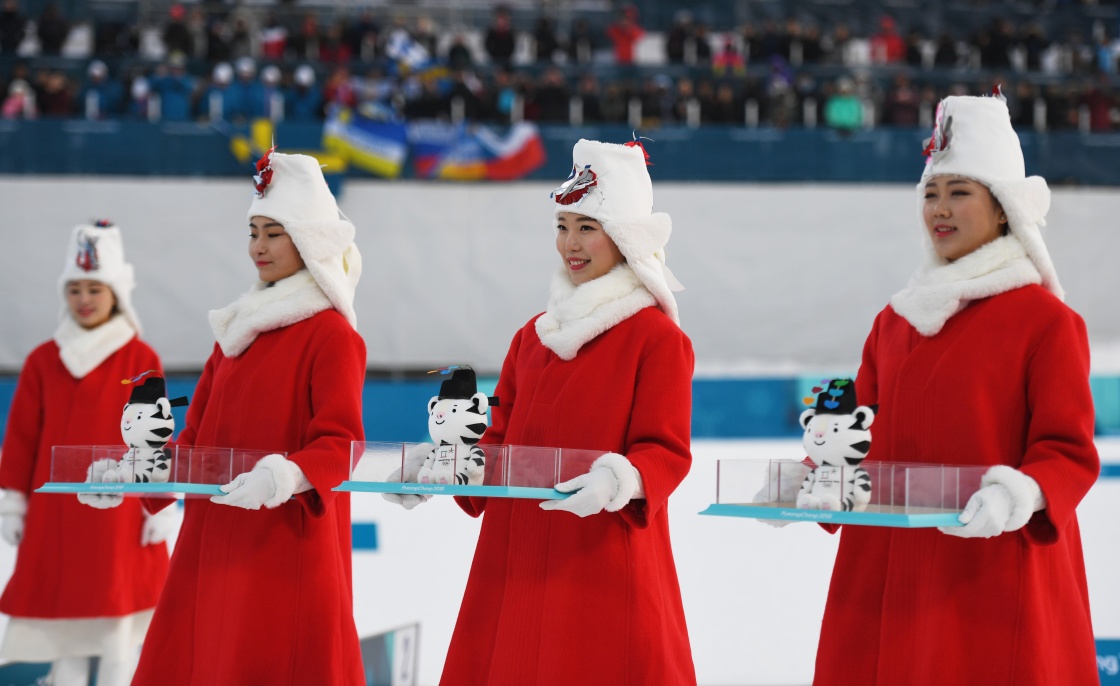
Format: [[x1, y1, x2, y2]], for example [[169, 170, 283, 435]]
[[286, 64, 322, 121], [409, 139, 697, 685], [814, 91, 1099, 684], [126, 150, 367, 685], [79, 59, 123, 119], [0, 221, 174, 686]]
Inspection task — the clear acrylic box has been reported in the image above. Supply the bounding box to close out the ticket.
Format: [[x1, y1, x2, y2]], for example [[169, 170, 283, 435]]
[[701, 458, 988, 528], [39, 445, 284, 497], [339, 441, 606, 499]]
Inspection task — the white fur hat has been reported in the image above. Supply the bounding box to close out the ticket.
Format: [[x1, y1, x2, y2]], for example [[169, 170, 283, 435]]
[[919, 93, 1062, 299], [246, 151, 362, 327], [551, 139, 684, 324], [57, 221, 141, 333]]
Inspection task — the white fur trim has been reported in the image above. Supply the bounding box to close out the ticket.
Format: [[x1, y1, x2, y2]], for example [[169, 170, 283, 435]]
[[0, 490, 27, 516], [52, 314, 136, 379], [989, 176, 1063, 300], [535, 264, 656, 360], [252, 454, 301, 508], [208, 269, 332, 357], [591, 452, 642, 511], [981, 465, 1039, 531], [890, 235, 1042, 336], [297, 238, 361, 328]]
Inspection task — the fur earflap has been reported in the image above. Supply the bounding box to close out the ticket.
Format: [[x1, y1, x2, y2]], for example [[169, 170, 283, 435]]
[[989, 176, 1063, 301], [602, 213, 672, 263], [209, 269, 333, 357], [535, 265, 656, 360], [285, 217, 356, 262], [981, 465, 1041, 531], [252, 453, 302, 508], [591, 452, 643, 510]]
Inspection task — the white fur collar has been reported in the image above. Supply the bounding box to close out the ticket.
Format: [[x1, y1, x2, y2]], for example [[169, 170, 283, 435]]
[[52, 314, 136, 379], [209, 269, 333, 358], [535, 264, 656, 360], [891, 235, 1042, 336]]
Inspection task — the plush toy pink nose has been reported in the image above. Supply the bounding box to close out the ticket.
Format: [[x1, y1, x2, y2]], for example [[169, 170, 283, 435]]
[[815, 431, 824, 439]]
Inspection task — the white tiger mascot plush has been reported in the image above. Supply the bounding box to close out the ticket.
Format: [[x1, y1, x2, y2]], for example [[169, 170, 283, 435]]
[[796, 378, 875, 512], [417, 367, 497, 486], [116, 374, 188, 483]]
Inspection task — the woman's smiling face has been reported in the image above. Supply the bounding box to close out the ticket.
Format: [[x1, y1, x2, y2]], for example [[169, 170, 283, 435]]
[[922, 175, 1007, 262], [555, 212, 625, 285]]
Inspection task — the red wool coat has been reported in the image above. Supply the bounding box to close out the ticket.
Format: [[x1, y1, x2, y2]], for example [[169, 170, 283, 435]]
[[0, 337, 169, 618], [442, 307, 697, 686], [815, 285, 1099, 686], [132, 310, 366, 686]]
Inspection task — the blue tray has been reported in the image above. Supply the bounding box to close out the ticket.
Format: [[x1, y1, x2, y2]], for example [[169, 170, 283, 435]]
[[699, 503, 963, 528], [37, 482, 223, 496], [336, 481, 571, 500]]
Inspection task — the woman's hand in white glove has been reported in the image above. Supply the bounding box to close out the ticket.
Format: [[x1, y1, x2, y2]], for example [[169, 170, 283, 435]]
[[383, 443, 434, 510], [211, 454, 304, 510], [939, 465, 1043, 539], [540, 453, 642, 517], [0, 490, 26, 545], [141, 505, 181, 545], [76, 459, 124, 509]]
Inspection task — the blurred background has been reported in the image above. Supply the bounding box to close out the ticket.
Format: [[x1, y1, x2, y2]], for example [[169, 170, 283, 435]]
[[0, 0, 1118, 683]]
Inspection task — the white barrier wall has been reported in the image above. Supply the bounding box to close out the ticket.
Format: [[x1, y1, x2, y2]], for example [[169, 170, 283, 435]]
[[1, 178, 1118, 373]]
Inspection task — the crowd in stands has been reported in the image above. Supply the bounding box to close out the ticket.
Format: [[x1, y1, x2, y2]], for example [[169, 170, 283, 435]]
[[1, 1, 1118, 131]]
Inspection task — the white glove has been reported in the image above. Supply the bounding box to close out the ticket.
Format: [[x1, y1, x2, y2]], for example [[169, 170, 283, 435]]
[[540, 453, 642, 518], [141, 505, 181, 546], [751, 461, 811, 528], [940, 465, 1043, 539], [0, 490, 26, 545], [77, 458, 125, 509], [211, 454, 303, 510], [382, 443, 434, 510]]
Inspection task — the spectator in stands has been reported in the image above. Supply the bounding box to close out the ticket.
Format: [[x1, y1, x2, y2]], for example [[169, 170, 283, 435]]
[[259, 12, 287, 60], [576, 72, 601, 122], [255, 64, 283, 120], [323, 66, 357, 111], [825, 76, 862, 132], [533, 67, 569, 122], [150, 53, 195, 122], [979, 18, 1014, 70], [905, 29, 925, 67], [36, 3, 68, 56], [80, 59, 123, 119], [533, 16, 560, 63], [599, 81, 627, 122], [691, 23, 712, 65], [36, 69, 72, 117], [870, 16, 905, 64], [489, 69, 516, 122], [670, 77, 694, 123], [765, 56, 797, 128], [0, 0, 26, 55], [801, 25, 824, 64], [933, 32, 958, 68], [447, 33, 472, 70], [286, 64, 321, 121], [484, 6, 515, 69], [1021, 23, 1049, 72], [201, 61, 238, 121], [205, 15, 232, 62], [638, 73, 673, 126], [1082, 75, 1116, 132], [319, 21, 353, 65], [414, 15, 439, 59], [605, 4, 643, 65], [346, 10, 379, 61], [185, 8, 207, 60], [229, 57, 261, 120], [1010, 81, 1039, 129], [227, 16, 252, 60], [882, 73, 919, 127], [288, 13, 319, 62], [125, 74, 151, 120], [822, 22, 853, 66], [707, 82, 742, 124], [713, 37, 746, 78], [1, 77, 34, 118], [664, 11, 692, 64], [163, 4, 193, 59], [740, 22, 761, 63], [568, 17, 594, 64]]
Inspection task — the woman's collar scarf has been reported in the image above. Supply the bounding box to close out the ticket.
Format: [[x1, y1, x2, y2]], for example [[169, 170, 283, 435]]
[[208, 269, 332, 357], [53, 313, 136, 379]]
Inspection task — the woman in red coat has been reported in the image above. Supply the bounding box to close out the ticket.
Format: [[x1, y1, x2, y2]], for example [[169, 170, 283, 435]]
[[438, 139, 695, 685], [813, 94, 1099, 684], [120, 151, 368, 685], [0, 222, 173, 686]]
